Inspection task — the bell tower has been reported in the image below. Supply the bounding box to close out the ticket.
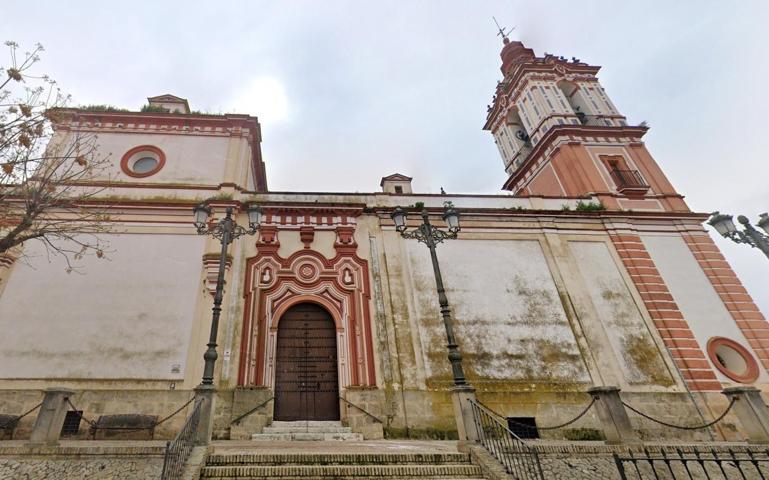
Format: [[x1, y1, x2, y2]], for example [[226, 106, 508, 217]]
[[484, 38, 688, 212]]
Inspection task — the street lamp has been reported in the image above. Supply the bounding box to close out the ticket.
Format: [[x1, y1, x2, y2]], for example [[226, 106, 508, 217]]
[[708, 211, 769, 260], [391, 205, 466, 386], [193, 203, 262, 386]]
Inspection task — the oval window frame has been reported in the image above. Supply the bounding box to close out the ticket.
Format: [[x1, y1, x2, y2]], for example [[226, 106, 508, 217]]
[[706, 336, 759, 384], [120, 145, 166, 178]]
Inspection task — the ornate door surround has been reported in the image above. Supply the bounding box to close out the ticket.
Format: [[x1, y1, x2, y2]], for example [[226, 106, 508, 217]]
[[237, 207, 377, 389]]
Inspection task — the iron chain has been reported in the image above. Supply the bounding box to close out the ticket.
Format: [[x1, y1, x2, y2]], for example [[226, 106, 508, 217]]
[[621, 397, 736, 430], [0, 402, 42, 430], [480, 397, 596, 431], [65, 396, 195, 431]]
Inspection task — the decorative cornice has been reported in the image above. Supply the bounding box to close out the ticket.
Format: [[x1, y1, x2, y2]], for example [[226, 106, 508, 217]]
[[261, 206, 364, 230], [53, 110, 259, 137]]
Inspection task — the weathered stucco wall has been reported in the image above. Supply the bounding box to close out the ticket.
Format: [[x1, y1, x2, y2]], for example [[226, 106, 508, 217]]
[[0, 233, 204, 380], [76, 131, 233, 185], [569, 240, 673, 386], [404, 238, 590, 386]]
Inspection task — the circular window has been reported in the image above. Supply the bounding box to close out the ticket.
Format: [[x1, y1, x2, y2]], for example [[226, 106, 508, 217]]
[[132, 156, 158, 174], [120, 145, 166, 178], [707, 337, 759, 383]]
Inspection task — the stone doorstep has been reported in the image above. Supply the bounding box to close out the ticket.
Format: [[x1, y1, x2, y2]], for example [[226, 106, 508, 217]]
[[262, 427, 353, 434], [263, 426, 355, 434], [199, 464, 484, 478], [211, 439, 461, 452], [251, 432, 364, 441], [270, 421, 344, 428], [202, 477, 483, 480], [205, 452, 472, 465]]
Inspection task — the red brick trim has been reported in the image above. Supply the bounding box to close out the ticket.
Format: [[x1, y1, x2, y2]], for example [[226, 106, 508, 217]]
[[610, 234, 721, 391], [120, 145, 166, 178], [682, 232, 769, 371], [707, 337, 760, 383]]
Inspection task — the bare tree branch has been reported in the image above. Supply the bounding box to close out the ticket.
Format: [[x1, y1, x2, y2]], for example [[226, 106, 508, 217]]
[[1, 41, 112, 270]]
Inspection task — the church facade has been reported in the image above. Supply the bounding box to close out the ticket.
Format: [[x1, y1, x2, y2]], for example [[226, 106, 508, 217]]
[[0, 40, 766, 442]]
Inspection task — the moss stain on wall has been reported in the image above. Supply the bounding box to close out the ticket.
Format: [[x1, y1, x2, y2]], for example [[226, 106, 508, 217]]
[[622, 333, 674, 386]]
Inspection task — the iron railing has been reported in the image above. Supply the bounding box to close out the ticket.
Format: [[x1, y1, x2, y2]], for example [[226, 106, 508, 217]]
[[614, 447, 769, 479], [468, 399, 544, 480], [339, 395, 383, 424], [610, 169, 649, 190], [230, 396, 273, 426], [160, 398, 203, 480]]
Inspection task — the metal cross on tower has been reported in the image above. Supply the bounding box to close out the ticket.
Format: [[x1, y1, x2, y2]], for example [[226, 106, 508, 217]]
[[493, 17, 514, 43]]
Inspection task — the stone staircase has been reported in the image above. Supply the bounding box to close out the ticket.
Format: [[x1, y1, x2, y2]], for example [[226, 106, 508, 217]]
[[250, 421, 364, 441], [200, 451, 485, 479]]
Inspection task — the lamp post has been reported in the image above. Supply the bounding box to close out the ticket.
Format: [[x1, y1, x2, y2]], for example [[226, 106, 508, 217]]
[[391, 204, 478, 441], [391, 205, 467, 386], [193, 203, 262, 386], [708, 211, 769, 260]]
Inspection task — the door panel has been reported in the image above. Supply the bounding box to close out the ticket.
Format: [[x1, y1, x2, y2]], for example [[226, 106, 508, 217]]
[[274, 303, 340, 421]]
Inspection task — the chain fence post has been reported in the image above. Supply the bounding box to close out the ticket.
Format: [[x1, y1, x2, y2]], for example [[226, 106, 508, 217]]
[[193, 385, 215, 446], [587, 386, 641, 445], [452, 384, 480, 443], [28, 388, 74, 446], [722, 386, 769, 444]]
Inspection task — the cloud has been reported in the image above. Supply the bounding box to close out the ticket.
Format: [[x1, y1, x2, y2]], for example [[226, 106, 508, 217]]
[[227, 76, 289, 124]]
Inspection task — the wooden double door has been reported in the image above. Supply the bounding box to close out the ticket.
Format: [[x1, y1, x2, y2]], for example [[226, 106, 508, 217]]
[[273, 303, 340, 421]]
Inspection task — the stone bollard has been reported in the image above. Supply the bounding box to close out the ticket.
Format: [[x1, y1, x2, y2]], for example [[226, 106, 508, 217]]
[[452, 384, 480, 443], [722, 386, 769, 444], [194, 385, 216, 446], [587, 386, 641, 445], [28, 388, 75, 446]]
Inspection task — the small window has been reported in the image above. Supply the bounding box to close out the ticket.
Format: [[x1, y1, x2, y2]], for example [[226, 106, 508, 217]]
[[132, 157, 159, 174], [394, 186, 403, 194], [120, 145, 166, 178], [61, 410, 82, 436], [507, 417, 539, 439], [707, 337, 759, 383]]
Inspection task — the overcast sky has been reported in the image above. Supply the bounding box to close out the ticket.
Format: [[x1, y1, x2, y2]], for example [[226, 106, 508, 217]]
[[2, 1, 767, 313]]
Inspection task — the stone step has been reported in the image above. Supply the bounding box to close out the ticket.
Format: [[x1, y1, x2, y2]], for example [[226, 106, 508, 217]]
[[200, 464, 484, 478], [262, 426, 353, 434], [250, 432, 364, 441], [206, 453, 472, 466], [270, 421, 343, 428], [203, 477, 484, 480]]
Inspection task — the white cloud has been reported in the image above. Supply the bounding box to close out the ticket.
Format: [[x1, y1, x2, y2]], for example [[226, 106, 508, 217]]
[[227, 76, 289, 124]]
